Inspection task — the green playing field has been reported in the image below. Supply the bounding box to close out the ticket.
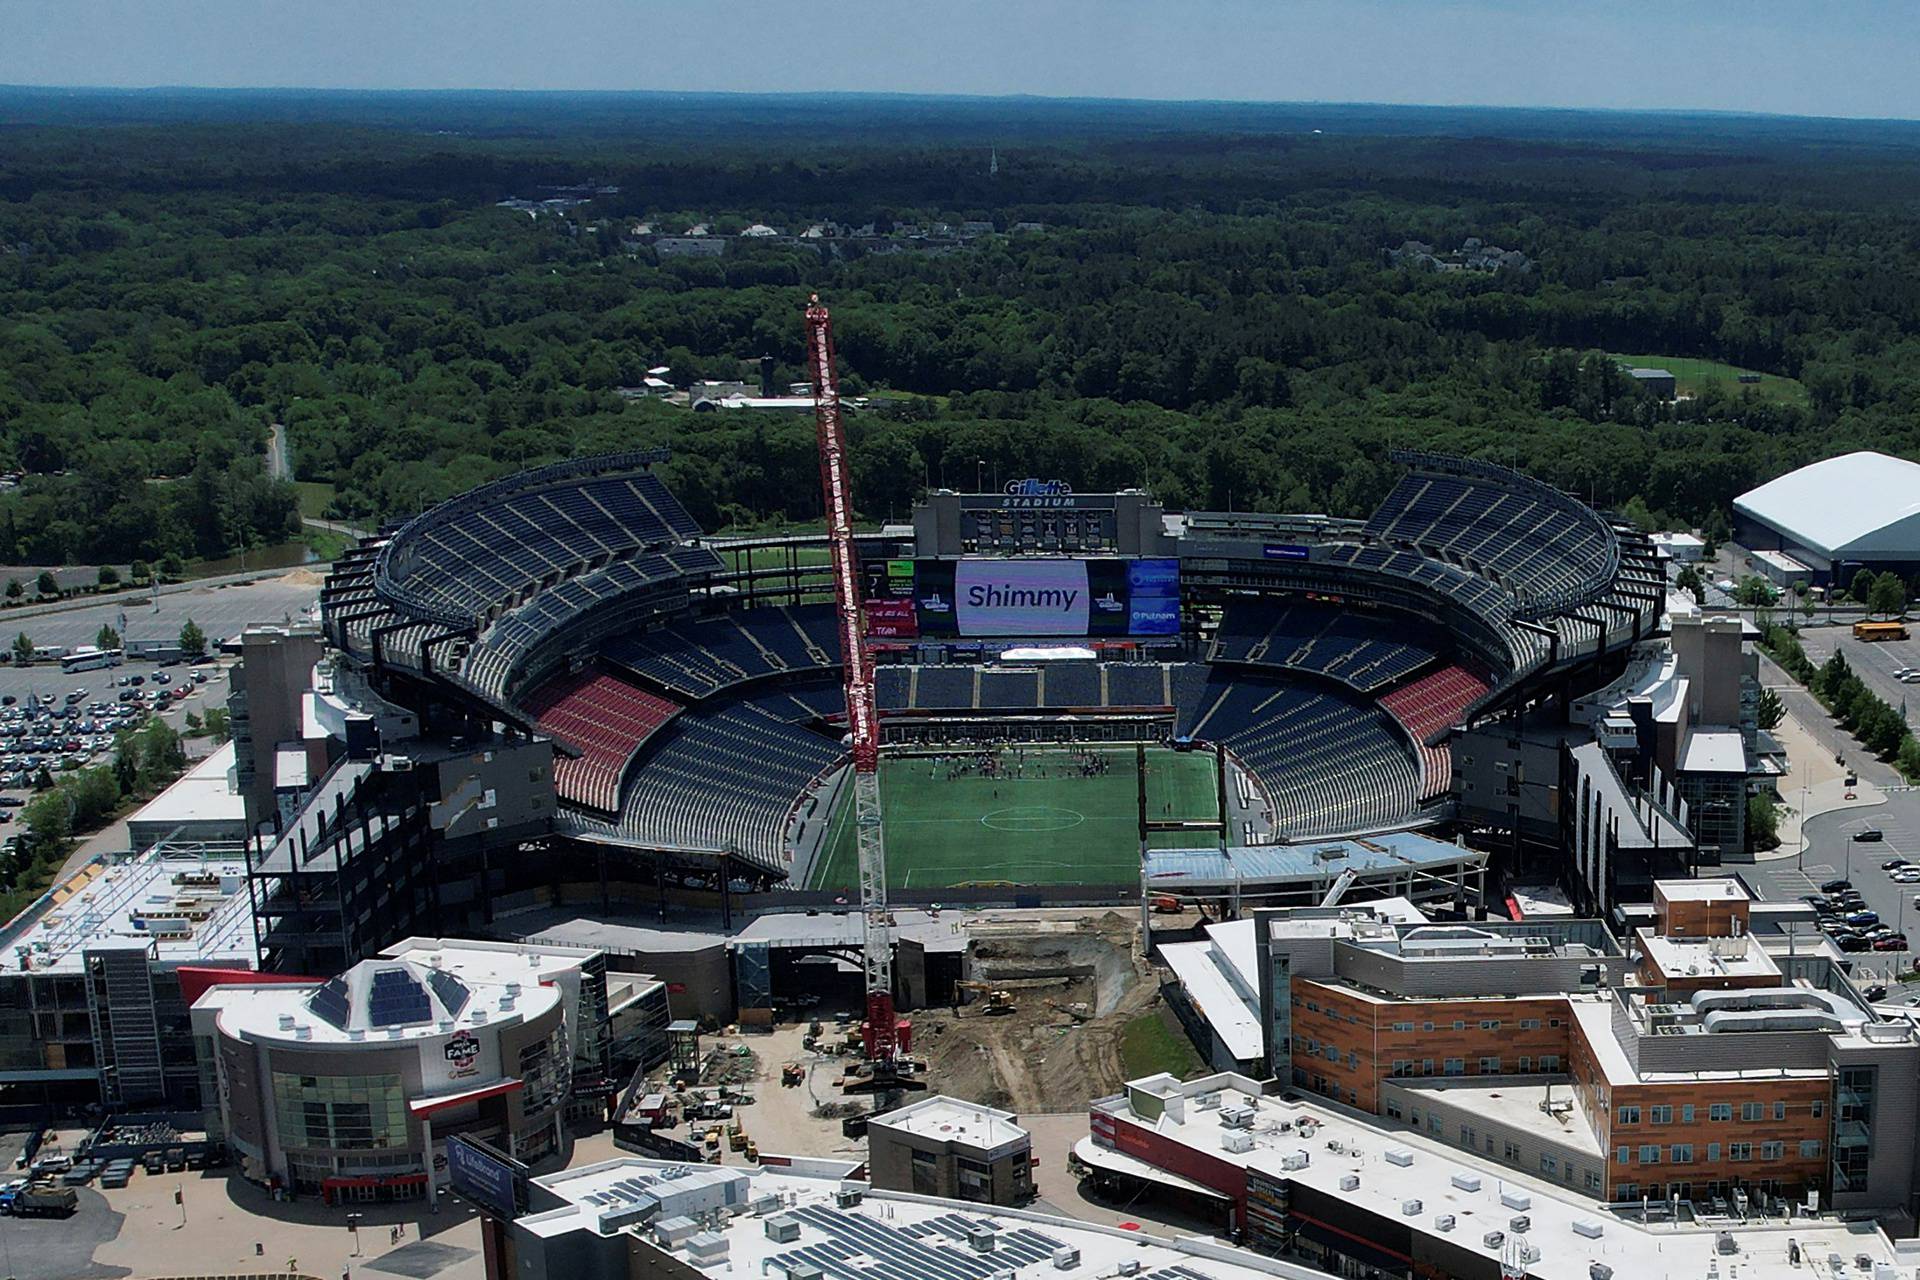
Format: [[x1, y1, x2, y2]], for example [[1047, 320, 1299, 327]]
[[806, 745, 1220, 890]]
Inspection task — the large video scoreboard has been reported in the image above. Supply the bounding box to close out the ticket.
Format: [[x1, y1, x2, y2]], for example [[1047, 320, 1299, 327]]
[[864, 557, 1180, 640]]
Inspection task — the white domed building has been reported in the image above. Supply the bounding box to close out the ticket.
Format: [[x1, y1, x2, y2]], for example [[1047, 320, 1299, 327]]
[[193, 954, 568, 1203]]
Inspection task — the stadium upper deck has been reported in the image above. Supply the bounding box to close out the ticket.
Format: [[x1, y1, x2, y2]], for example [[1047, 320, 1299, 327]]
[[320, 449, 1663, 872]]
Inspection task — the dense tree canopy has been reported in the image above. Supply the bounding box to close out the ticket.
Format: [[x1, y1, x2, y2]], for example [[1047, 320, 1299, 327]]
[[5, 95, 1920, 553]]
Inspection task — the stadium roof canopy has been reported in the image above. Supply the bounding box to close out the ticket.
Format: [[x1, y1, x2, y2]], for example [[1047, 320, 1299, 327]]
[[1734, 451, 1920, 560]]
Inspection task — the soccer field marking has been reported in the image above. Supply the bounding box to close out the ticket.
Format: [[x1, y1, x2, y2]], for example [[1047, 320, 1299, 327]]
[[979, 805, 1087, 833]]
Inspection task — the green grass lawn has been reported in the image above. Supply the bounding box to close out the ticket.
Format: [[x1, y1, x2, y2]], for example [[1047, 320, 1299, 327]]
[[1119, 1008, 1204, 1081], [808, 744, 1218, 891], [1611, 353, 1809, 407], [294, 480, 338, 521]]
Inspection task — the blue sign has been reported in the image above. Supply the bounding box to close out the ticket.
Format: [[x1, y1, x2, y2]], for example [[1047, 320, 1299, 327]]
[[1263, 544, 1310, 561], [446, 1136, 524, 1220]]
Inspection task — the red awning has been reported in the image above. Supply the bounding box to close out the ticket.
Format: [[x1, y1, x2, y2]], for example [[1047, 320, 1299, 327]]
[[177, 966, 321, 1006], [408, 1078, 524, 1117]]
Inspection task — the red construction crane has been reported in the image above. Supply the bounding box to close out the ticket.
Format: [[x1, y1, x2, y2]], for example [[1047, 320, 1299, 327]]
[[803, 294, 897, 1066]]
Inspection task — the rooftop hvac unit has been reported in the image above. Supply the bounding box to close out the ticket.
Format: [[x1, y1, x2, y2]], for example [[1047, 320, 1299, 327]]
[[1052, 1246, 1081, 1270], [1589, 1266, 1613, 1280], [1280, 1150, 1310, 1171], [1400, 1199, 1423, 1217], [1483, 1231, 1506, 1250], [1194, 1093, 1221, 1111], [1117, 1262, 1141, 1277], [1221, 1130, 1254, 1154], [1510, 1215, 1531, 1234], [1500, 1190, 1531, 1211], [1385, 1148, 1414, 1167], [784, 1265, 824, 1280], [967, 1226, 997, 1252], [1450, 1173, 1482, 1192], [764, 1215, 800, 1244], [834, 1188, 863, 1208], [1572, 1218, 1604, 1239], [1339, 1175, 1360, 1192], [1434, 1214, 1455, 1232], [749, 1194, 781, 1217]]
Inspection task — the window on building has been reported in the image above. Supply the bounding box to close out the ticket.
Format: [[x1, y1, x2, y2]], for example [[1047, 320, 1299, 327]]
[[957, 1157, 992, 1203], [1392, 1060, 1413, 1078], [911, 1149, 939, 1196], [1741, 1103, 1763, 1122], [1650, 1106, 1673, 1124], [1800, 1140, 1824, 1159], [1585, 1172, 1603, 1193], [1421, 1058, 1435, 1075], [1707, 1143, 1720, 1162], [1520, 1018, 1541, 1030], [1540, 1055, 1561, 1072], [1480, 1020, 1501, 1031], [1671, 1144, 1693, 1164], [1540, 1154, 1558, 1175], [1730, 1143, 1753, 1161], [1444, 1058, 1465, 1076], [1422, 1021, 1435, 1032], [1773, 1102, 1787, 1121], [1453, 1020, 1466, 1031], [1639, 1145, 1660, 1165], [1681, 1105, 1695, 1124], [1504, 1141, 1521, 1161], [1618, 1106, 1640, 1125], [1761, 1142, 1785, 1161], [1811, 1100, 1825, 1119], [271, 1073, 408, 1153], [1392, 1022, 1414, 1033], [1616, 1183, 1638, 1200], [1518, 1056, 1532, 1072], [1616, 1147, 1629, 1164], [1460, 1124, 1475, 1146], [1385, 1100, 1404, 1120], [1479, 1057, 1501, 1074], [1709, 1104, 1733, 1122]]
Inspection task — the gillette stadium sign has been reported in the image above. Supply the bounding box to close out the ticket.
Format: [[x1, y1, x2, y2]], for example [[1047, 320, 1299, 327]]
[[1000, 478, 1076, 508]]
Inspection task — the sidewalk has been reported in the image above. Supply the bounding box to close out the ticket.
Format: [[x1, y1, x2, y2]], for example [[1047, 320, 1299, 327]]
[[1761, 705, 1888, 860]]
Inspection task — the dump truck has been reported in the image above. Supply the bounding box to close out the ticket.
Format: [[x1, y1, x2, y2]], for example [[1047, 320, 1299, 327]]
[[2, 1182, 77, 1217]]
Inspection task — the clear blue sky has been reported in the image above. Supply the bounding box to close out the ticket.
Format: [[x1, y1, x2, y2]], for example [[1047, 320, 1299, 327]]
[[5, 0, 1919, 120]]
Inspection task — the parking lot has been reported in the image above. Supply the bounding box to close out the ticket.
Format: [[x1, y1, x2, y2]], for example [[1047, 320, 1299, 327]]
[[1792, 622, 1920, 720], [1747, 798, 1920, 986]]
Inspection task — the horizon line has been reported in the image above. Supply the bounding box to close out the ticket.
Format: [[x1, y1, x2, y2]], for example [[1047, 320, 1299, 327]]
[[2, 83, 1918, 128]]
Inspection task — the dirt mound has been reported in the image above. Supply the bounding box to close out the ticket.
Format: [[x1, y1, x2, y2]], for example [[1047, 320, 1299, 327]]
[[277, 568, 326, 586], [917, 915, 1164, 1112]]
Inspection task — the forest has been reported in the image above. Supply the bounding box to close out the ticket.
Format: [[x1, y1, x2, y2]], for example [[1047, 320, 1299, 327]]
[[6, 90, 1920, 557]]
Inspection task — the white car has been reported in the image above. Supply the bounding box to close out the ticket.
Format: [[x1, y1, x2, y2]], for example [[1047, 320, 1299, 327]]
[[1894, 869, 1920, 884]]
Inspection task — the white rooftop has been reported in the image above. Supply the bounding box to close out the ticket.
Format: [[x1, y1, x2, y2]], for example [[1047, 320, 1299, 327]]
[[0, 850, 254, 976], [869, 1095, 1029, 1154], [1678, 728, 1747, 775], [1639, 930, 1778, 982], [127, 740, 245, 827], [205, 953, 560, 1046], [380, 936, 600, 986], [1658, 878, 1748, 903], [527, 1157, 1313, 1279], [1734, 450, 1920, 558], [1096, 1072, 1900, 1280]]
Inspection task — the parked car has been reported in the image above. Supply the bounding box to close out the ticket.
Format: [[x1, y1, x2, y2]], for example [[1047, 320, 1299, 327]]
[[1856, 829, 1885, 842], [1865, 984, 1890, 1001], [1883, 858, 1910, 871], [1822, 879, 1854, 893], [1874, 935, 1909, 951], [1895, 869, 1920, 884], [1847, 911, 1881, 927], [1837, 935, 1873, 952]]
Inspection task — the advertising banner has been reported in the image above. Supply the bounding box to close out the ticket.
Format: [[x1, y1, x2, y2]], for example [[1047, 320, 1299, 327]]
[[955, 560, 1092, 636], [863, 598, 919, 640], [891, 557, 1182, 638]]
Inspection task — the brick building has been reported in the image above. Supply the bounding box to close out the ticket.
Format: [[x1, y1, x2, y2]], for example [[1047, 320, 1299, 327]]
[[1221, 879, 1920, 1213]]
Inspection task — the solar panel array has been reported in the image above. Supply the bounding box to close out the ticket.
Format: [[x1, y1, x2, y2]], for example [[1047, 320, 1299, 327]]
[[424, 967, 473, 1018], [307, 976, 352, 1030], [770, 1205, 1070, 1280], [367, 968, 433, 1028]]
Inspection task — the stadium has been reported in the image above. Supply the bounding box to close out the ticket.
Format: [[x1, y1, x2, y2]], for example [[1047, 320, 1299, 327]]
[[315, 446, 1665, 911]]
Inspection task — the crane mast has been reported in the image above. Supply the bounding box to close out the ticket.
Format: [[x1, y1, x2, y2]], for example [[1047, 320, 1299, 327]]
[[803, 295, 897, 1064]]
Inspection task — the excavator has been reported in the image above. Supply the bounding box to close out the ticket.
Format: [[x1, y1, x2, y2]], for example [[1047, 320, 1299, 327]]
[[955, 980, 1017, 1015]]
